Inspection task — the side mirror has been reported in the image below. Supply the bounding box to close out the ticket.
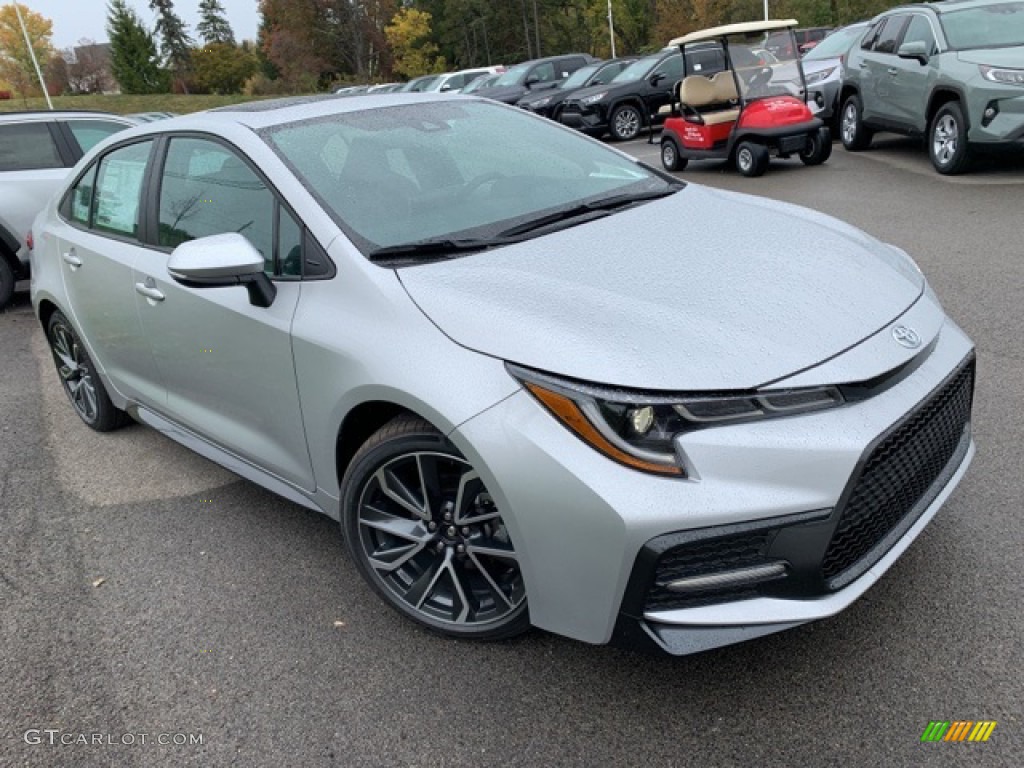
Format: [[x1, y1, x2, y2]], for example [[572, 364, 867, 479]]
[[650, 72, 666, 86], [897, 40, 929, 65], [167, 232, 277, 308], [525, 75, 540, 87], [440, 83, 452, 92]]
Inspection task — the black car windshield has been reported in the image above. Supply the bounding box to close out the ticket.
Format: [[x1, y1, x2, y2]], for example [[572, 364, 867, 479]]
[[940, 2, 1024, 49], [264, 100, 676, 257], [561, 63, 601, 88], [803, 24, 868, 60], [611, 54, 661, 83]]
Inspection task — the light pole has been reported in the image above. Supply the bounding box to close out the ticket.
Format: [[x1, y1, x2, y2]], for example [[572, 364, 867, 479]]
[[11, 1, 52, 109], [764, 0, 769, 21], [607, 0, 616, 58]]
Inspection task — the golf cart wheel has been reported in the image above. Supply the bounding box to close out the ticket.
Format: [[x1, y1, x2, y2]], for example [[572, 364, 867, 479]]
[[800, 127, 833, 166], [341, 415, 530, 640], [609, 104, 642, 141], [735, 141, 769, 177], [929, 101, 971, 175], [660, 138, 688, 172], [840, 94, 873, 151]]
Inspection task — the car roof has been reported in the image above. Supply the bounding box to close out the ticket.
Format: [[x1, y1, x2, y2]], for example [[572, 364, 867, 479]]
[[670, 18, 799, 46], [894, 0, 1014, 13], [0, 110, 134, 123]]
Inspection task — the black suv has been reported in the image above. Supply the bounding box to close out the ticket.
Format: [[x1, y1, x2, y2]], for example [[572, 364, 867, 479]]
[[472, 54, 597, 105], [517, 58, 637, 121], [559, 45, 723, 141]]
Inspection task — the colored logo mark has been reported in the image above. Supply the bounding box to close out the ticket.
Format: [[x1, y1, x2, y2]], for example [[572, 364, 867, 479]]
[[921, 721, 997, 742]]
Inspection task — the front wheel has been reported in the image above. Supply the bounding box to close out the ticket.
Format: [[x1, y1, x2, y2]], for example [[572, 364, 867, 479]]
[[800, 127, 833, 166], [660, 138, 688, 171], [46, 310, 129, 431], [840, 94, 873, 151], [735, 141, 769, 177], [609, 104, 642, 141], [341, 415, 530, 640], [929, 102, 971, 175]]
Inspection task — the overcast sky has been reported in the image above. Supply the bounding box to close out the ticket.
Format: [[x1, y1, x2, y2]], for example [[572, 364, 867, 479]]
[[24, 0, 261, 51]]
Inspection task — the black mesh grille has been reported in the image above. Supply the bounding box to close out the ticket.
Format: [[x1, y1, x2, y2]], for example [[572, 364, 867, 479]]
[[822, 359, 974, 582], [645, 530, 774, 610]]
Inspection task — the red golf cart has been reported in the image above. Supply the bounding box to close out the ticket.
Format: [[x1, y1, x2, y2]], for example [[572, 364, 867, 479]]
[[659, 19, 831, 177]]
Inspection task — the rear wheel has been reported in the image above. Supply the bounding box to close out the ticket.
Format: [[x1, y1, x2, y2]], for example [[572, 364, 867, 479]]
[[660, 138, 687, 171], [341, 415, 530, 640], [46, 310, 129, 431], [840, 94, 873, 151], [800, 127, 833, 166], [735, 141, 769, 177], [0, 258, 14, 310], [929, 102, 971, 175], [609, 103, 642, 141]]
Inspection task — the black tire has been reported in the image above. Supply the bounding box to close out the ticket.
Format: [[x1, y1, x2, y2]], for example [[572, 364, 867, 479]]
[[929, 101, 971, 175], [840, 94, 873, 151], [735, 141, 769, 177], [609, 103, 643, 141], [341, 415, 530, 640], [0, 257, 14, 310], [46, 310, 129, 432], [800, 127, 833, 166], [660, 138, 688, 171]]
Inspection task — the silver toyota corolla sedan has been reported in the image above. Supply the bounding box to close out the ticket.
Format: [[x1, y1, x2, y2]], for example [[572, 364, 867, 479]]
[[29, 94, 975, 655]]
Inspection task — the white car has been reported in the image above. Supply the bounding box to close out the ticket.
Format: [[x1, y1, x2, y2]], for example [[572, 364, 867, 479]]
[[422, 67, 505, 93]]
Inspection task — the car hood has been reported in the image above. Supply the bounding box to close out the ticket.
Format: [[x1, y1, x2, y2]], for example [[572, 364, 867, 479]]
[[565, 80, 636, 103], [475, 85, 529, 103], [398, 185, 924, 390], [802, 57, 841, 73], [956, 48, 1024, 67]]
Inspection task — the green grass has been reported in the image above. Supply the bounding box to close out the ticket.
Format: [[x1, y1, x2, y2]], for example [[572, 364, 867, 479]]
[[0, 93, 297, 116]]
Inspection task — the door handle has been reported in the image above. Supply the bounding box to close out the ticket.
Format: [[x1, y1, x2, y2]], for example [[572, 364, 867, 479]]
[[62, 251, 82, 269], [135, 282, 165, 302]]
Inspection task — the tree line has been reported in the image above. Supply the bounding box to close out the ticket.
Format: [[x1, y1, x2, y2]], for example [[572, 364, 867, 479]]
[[0, 0, 913, 100]]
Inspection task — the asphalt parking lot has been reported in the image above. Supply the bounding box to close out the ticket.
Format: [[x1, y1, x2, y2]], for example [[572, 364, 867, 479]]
[[2, 139, 1022, 767]]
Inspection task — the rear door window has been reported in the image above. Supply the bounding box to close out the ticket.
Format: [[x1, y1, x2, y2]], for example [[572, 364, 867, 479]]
[[64, 119, 131, 155], [0, 122, 63, 171]]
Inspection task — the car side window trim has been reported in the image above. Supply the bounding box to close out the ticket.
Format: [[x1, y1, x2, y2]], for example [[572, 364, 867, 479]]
[[146, 130, 335, 282], [57, 137, 158, 248]]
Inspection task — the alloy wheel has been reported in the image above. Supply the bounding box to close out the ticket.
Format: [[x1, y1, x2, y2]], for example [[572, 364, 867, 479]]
[[50, 321, 98, 423], [841, 103, 857, 145], [932, 114, 958, 167], [612, 107, 640, 140], [355, 450, 526, 628]]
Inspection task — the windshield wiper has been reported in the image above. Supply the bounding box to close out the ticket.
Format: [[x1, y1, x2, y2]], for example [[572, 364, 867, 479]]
[[368, 237, 516, 261], [496, 185, 683, 238]]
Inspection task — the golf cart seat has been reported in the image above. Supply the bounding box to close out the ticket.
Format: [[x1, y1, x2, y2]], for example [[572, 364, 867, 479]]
[[673, 73, 740, 125]]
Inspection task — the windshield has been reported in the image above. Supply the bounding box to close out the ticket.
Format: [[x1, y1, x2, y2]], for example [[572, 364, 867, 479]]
[[562, 63, 600, 88], [724, 31, 805, 102], [803, 25, 868, 60], [611, 54, 661, 83], [462, 75, 497, 93], [264, 101, 673, 256], [493, 63, 530, 87], [941, 2, 1024, 49]]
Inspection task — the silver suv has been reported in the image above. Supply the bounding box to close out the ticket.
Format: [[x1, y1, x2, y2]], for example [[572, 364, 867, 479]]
[[0, 111, 134, 308], [840, 0, 1024, 174]]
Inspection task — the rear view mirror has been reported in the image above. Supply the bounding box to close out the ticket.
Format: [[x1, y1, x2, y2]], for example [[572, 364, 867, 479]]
[[167, 232, 276, 308], [897, 40, 929, 65]]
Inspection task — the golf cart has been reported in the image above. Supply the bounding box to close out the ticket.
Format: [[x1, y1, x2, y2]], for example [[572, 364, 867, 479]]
[[659, 19, 831, 177]]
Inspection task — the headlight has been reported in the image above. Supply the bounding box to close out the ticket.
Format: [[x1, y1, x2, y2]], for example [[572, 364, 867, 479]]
[[980, 65, 1024, 86], [580, 91, 608, 105], [804, 67, 835, 86], [509, 364, 845, 477], [530, 96, 552, 107]]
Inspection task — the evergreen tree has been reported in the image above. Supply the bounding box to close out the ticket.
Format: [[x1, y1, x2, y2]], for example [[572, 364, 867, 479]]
[[107, 0, 168, 93], [197, 0, 235, 45], [149, 0, 193, 90]]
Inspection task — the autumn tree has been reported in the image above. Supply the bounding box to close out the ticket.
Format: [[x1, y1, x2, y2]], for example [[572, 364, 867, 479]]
[[191, 42, 257, 93], [385, 8, 445, 78], [150, 0, 193, 91], [0, 3, 55, 99], [108, 0, 168, 93], [197, 0, 235, 45]]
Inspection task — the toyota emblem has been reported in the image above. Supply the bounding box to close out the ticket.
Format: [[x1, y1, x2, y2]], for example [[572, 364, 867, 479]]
[[892, 325, 922, 349]]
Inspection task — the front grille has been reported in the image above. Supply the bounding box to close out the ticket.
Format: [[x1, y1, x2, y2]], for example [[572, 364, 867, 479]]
[[645, 530, 774, 610], [822, 357, 975, 584]]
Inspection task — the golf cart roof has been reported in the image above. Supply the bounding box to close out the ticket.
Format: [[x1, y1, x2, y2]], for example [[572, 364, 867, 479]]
[[669, 19, 798, 46]]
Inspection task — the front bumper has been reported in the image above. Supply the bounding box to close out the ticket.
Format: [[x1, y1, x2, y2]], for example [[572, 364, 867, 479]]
[[559, 103, 607, 134], [450, 313, 975, 653], [968, 85, 1024, 147]]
